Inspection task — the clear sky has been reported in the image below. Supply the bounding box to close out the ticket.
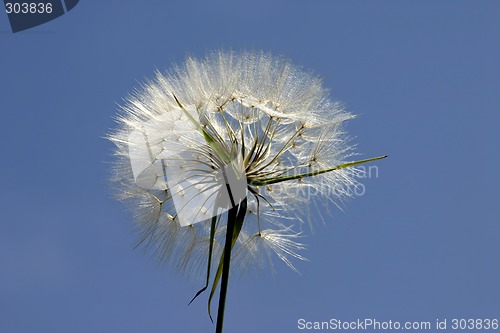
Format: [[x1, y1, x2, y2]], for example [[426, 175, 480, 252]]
[[1, 1, 499, 333]]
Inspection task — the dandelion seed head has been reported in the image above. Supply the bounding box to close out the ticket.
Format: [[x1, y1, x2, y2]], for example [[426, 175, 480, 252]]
[[108, 50, 361, 274]]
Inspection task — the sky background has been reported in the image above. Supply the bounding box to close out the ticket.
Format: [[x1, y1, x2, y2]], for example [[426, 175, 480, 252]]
[[1, 1, 499, 333]]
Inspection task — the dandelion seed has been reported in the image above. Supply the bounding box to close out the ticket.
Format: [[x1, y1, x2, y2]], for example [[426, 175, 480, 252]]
[[108, 50, 386, 333]]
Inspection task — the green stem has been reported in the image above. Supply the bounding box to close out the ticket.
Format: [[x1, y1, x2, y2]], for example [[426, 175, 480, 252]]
[[215, 198, 247, 333], [215, 205, 237, 333]]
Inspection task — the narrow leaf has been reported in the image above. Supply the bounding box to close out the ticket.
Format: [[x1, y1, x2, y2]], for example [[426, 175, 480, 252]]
[[250, 155, 388, 186]]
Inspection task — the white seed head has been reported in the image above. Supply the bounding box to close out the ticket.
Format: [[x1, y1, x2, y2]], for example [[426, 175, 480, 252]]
[[108, 50, 360, 275]]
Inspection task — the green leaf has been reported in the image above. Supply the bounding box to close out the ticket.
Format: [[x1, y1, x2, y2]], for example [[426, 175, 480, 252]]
[[188, 214, 219, 305], [249, 155, 388, 186]]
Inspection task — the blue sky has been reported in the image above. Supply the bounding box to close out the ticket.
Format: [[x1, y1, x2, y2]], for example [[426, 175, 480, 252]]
[[1, 1, 499, 333]]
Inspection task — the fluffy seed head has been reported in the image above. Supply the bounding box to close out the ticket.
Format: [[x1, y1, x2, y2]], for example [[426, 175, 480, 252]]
[[108, 50, 361, 275]]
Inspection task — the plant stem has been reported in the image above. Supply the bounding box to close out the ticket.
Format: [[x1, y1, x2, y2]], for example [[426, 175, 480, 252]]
[[215, 204, 238, 333]]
